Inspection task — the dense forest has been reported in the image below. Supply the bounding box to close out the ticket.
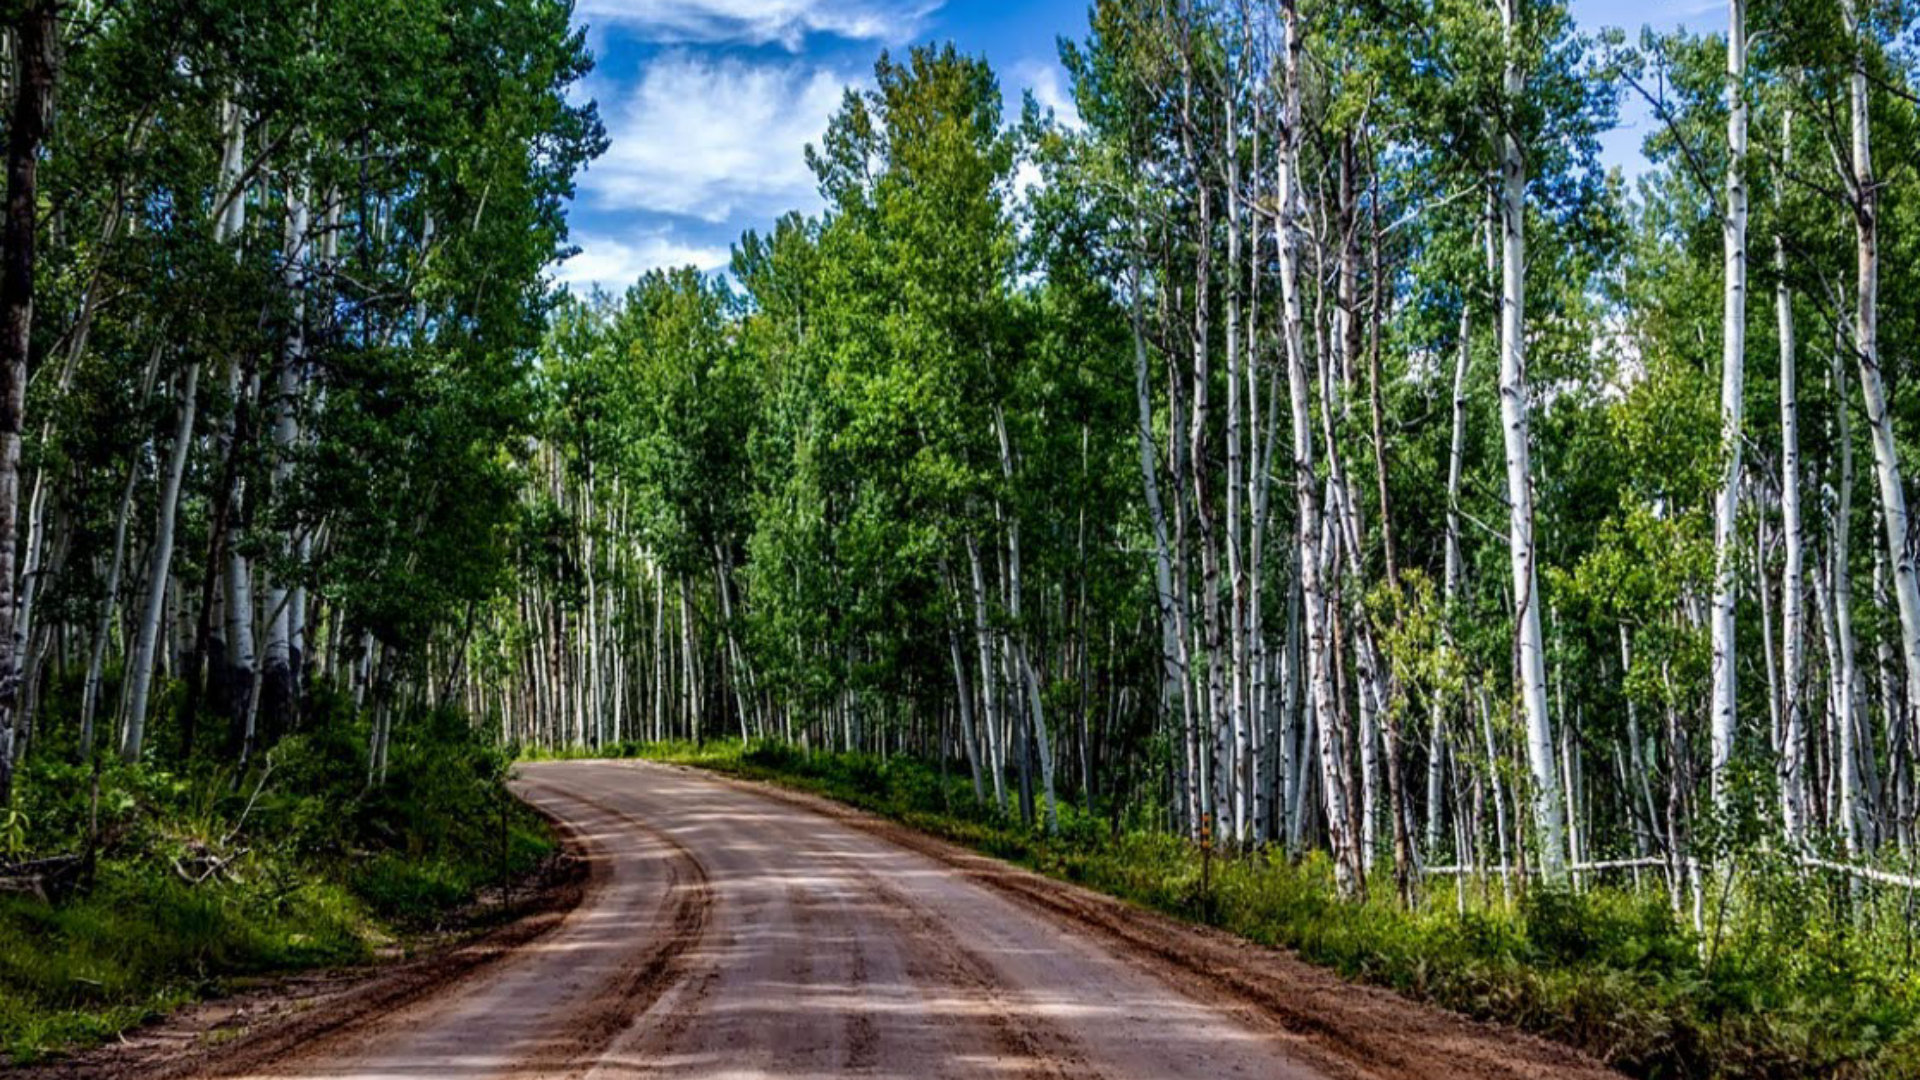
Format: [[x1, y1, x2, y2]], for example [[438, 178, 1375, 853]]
[[6, 0, 1920, 1074], [0, 0, 599, 1059], [494, 0, 1920, 914], [0, 0, 600, 789]]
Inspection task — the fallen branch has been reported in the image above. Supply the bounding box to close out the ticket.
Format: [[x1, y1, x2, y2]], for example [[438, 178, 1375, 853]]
[[0, 854, 86, 902], [221, 756, 277, 849], [1799, 854, 1920, 891], [172, 843, 251, 886], [1422, 854, 1920, 892]]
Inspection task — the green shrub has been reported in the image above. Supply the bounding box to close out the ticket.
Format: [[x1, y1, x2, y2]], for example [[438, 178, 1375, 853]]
[[0, 697, 556, 1064], [353, 854, 470, 923]]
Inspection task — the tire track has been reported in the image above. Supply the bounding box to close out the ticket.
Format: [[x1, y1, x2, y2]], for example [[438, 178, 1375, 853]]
[[694, 766, 1621, 1080], [805, 834, 1098, 1080], [838, 898, 878, 1075], [868, 871, 1096, 1080], [504, 783, 713, 1080], [605, 928, 725, 1078]]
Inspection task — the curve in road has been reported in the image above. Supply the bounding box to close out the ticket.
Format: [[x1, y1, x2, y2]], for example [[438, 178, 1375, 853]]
[[208, 759, 1619, 1080]]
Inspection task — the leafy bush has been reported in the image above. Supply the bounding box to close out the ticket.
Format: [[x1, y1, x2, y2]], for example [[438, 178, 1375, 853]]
[[0, 697, 556, 1064]]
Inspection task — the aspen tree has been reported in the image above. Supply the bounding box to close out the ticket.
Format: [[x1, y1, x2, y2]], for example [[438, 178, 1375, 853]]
[[1497, 0, 1565, 876], [1708, 0, 1748, 816]]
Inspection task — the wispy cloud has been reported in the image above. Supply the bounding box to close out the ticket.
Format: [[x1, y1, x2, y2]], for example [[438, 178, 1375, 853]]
[[1013, 59, 1080, 130], [575, 0, 941, 49], [554, 231, 732, 293], [581, 51, 854, 224]]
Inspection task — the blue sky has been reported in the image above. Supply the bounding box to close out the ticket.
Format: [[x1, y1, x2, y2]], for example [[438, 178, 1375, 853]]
[[557, 0, 1722, 294]]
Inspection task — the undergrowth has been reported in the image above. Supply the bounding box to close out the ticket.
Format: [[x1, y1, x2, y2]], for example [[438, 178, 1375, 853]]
[[571, 737, 1920, 1080], [0, 692, 555, 1064]]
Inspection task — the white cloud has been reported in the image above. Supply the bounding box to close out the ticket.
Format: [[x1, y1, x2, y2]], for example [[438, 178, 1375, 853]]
[[554, 232, 731, 293], [1008, 61, 1079, 211], [576, 0, 940, 49], [1014, 60, 1080, 131], [582, 51, 855, 224]]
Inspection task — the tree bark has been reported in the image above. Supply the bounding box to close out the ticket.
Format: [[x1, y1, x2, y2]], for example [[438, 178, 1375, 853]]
[[1707, 0, 1748, 817], [261, 182, 309, 748], [121, 362, 199, 760], [965, 533, 1007, 811], [1279, 0, 1362, 896], [1841, 0, 1920, 844], [994, 410, 1056, 835], [0, 0, 56, 803], [1774, 104, 1807, 843], [1497, 0, 1565, 877]]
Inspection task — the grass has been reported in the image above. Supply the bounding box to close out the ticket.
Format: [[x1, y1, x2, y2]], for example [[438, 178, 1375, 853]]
[[563, 737, 1920, 1080], [0, 697, 556, 1065]]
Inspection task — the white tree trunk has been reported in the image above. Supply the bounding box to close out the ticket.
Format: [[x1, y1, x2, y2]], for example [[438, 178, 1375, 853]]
[[121, 102, 247, 759], [652, 564, 666, 740], [81, 347, 161, 754], [679, 575, 699, 736], [995, 410, 1056, 835], [965, 533, 1008, 811], [1128, 249, 1194, 836], [262, 181, 309, 739], [1817, 532, 1864, 854], [1224, 78, 1250, 842], [120, 361, 199, 760], [941, 563, 986, 803], [1279, 0, 1361, 895], [1175, 35, 1225, 838], [1708, 0, 1748, 815], [1774, 105, 1807, 842], [1843, 0, 1920, 833], [1498, 0, 1565, 876], [1429, 305, 1473, 856]]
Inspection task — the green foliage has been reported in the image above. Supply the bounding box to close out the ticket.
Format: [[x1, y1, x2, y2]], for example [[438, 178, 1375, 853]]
[[0, 704, 555, 1064], [0, 872, 363, 1063]]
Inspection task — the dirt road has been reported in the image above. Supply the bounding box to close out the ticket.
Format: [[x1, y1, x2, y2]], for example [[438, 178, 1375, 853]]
[[181, 759, 1619, 1080]]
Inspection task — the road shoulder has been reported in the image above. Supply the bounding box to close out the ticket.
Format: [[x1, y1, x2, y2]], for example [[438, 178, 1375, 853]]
[[9, 802, 591, 1080]]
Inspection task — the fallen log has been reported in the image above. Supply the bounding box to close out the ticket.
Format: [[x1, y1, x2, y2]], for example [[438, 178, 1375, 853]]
[[0, 854, 86, 902]]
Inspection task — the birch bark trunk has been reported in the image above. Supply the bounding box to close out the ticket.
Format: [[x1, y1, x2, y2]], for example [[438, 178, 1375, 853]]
[[965, 533, 1008, 811], [121, 361, 200, 760], [1128, 249, 1198, 838], [1708, 0, 1749, 815], [994, 411, 1057, 835], [1331, 144, 1379, 864], [1829, 332, 1864, 852], [1498, 0, 1565, 876], [222, 368, 259, 734], [122, 101, 248, 760], [80, 347, 162, 754], [1224, 71, 1250, 842], [652, 565, 666, 740], [1817, 532, 1863, 853], [1775, 105, 1807, 842], [941, 562, 986, 803], [0, 0, 54, 800], [1179, 58, 1227, 841], [261, 181, 309, 742], [1842, 0, 1920, 828], [1279, 0, 1361, 896], [679, 576, 699, 738], [1429, 306, 1471, 857]]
